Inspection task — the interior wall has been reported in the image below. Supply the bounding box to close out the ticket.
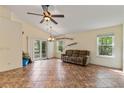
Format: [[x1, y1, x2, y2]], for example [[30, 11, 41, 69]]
[[11, 8, 58, 60], [47, 42, 55, 58], [11, 12, 57, 60], [0, 6, 55, 61], [0, 17, 22, 72], [11, 13, 49, 52], [0, 6, 11, 19], [122, 24, 124, 72], [0, 6, 55, 71], [61, 25, 123, 69]]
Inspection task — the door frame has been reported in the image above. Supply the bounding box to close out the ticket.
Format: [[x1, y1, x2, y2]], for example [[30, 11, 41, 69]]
[[28, 37, 47, 61], [32, 39, 42, 61]]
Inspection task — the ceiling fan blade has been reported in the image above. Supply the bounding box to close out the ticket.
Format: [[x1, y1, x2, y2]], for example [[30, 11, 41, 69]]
[[40, 19, 44, 23], [54, 34, 66, 38], [67, 42, 78, 46], [27, 12, 43, 16], [42, 5, 49, 11], [56, 37, 73, 40], [50, 18, 58, 24], [51, 15, 64, 17]]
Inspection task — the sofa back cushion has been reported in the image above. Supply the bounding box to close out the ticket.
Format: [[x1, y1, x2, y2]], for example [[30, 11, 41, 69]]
[[66, 50, 90, 57], [79, 50, 90, 56], [72, 53, 79, 57], [73, 50, 80, 54], [72, 50, 80, 57], [66, 50, 73, 56]]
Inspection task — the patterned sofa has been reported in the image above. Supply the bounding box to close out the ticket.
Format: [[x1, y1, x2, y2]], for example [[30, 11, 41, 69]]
[[61, 50, 90, 66]]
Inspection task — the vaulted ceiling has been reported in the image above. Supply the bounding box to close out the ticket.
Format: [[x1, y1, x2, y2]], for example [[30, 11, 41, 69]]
[[6, 5, 124, 35]]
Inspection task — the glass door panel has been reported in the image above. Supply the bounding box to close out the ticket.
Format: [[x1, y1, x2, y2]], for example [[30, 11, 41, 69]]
[[33, 40, 41, 60], [32, 40, 47, 60], [42, 41, 47, 58]]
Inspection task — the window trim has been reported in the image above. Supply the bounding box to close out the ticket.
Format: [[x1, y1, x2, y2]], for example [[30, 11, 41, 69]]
[[96, 33, 114, 58], [57, 41, 64, 53]]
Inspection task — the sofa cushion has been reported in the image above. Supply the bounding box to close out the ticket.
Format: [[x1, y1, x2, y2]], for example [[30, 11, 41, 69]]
[[63, 56, 69, 61], [73, 50, 80, 54], [66, 50, 73, 56], [70, 57, 77, 62], [72, 53, 79, 57], [79, 54, 84, 57], [79, 50, 89, 56], [76, 57, 83, 65]]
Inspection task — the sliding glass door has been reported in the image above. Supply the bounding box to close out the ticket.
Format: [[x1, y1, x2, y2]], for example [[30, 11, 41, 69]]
[[33, 40, 41, 60], [32, 40, 47, 60], [42, 41, 47, 59]]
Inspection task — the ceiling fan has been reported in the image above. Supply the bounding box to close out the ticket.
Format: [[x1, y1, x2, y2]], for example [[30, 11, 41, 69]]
[[55, 37, 73, 40], [47, 26, 73, 41], [47, 36, 74, 41], [47, 34, 74, 42], [27, 5, 64, 24]]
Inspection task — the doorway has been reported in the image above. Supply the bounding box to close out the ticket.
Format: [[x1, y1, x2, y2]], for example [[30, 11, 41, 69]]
[[32, 39, 47, 61], [42, 41, 47, 59]]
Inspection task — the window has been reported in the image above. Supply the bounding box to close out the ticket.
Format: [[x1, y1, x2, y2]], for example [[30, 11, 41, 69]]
[[57, 41, 64, 52], [97, 33, 114, 57]]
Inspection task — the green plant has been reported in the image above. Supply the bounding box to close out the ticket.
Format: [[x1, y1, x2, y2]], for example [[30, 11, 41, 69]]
[[22, 52, 30, 59]]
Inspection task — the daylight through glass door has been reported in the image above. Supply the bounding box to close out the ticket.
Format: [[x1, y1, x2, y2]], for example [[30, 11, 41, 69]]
[[33, 40, 47, 60]]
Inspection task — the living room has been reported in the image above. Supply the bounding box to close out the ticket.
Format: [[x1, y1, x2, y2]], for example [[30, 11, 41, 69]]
[[0, 4, 124, 89]]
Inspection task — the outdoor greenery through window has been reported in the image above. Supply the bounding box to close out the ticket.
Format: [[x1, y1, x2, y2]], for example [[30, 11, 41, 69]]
[[34, 40, 41, 58], [58, 41, 64, 52], [97, 33, 114, 57]]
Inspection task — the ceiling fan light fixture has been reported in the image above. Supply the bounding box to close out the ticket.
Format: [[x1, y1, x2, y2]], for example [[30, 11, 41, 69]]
[[47, 35, 55, 41], [52, 37, 55, 41], [44, 16, 50, 21], [48, 35, 51, 40]]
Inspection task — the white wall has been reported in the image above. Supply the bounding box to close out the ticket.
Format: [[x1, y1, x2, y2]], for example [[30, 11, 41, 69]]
[[0, 6, 22, 72], [11, 13, 49, 53], [0, 6, 54, 71], [47, 42, 55, 58], [11, 12, 56, 60], [10, 7, 55, 60], [122, 24, 124, 72], [0, 17, 22, 72], [0, 6, 11, 19], [62, 25, 123, 69], [0, 6, 55, 72]]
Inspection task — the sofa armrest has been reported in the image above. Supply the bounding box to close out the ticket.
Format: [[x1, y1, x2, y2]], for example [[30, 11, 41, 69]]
[[79, 56, 90, 65], [85, 56, 90, 65], [61, 54, 66, 57], [61, 54, 66, 59], [62, 54, 66, 56]]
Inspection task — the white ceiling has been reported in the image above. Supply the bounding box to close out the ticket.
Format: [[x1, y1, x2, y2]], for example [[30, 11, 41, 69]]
[[5, 5, 124, 35]]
